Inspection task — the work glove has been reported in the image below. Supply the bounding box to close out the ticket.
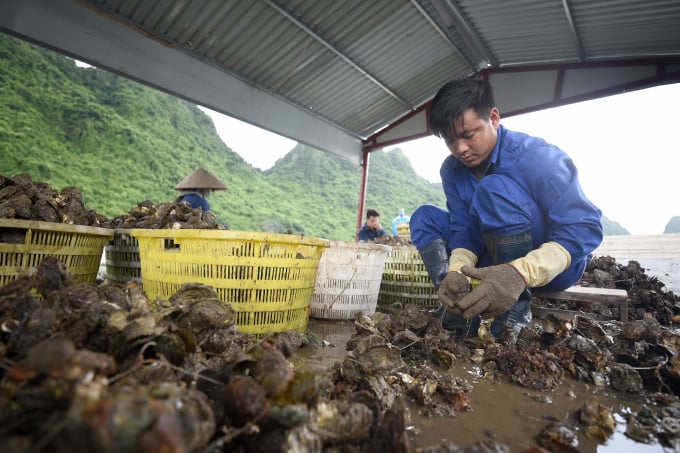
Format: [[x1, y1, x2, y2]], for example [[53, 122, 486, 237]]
[[437, 271, 472, 316], [455, 264, 527, 319], [509, 241, 571, 288]]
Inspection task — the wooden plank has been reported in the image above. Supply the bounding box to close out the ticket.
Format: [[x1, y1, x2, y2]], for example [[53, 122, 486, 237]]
[[533, 286, 628, 321], [531, 307, 612, 322], [533, 286, 627, 304]]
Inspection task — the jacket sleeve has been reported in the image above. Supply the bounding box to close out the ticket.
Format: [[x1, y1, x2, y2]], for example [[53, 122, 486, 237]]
[[440, 156, 486, 256], [520, 143, 603, 261]]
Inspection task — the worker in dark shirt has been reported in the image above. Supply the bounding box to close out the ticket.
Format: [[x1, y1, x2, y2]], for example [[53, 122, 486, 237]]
[[357, 209, 387, 242]]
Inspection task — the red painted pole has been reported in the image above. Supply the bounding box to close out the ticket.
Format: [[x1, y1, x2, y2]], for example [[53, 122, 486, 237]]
[[355, 148, 370, 241]]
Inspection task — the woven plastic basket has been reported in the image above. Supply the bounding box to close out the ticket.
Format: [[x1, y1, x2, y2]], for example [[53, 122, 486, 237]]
[[0, 218, 113, 287], [310, 241, 391, 319], [104, 230, 141, 284], [130, 229, 329, 336], [378, 245, 439, 308]]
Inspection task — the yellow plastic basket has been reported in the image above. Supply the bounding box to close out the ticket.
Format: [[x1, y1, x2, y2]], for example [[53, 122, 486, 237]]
[[310, 241, 391, 319], [0, 218, 114, 287], [130, 229, 329, 336], [104, 230, 141, 284], [378, 245, 439, 308]]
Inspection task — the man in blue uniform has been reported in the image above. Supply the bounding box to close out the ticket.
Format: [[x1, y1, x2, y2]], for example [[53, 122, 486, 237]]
[[410, 77, 603, 337], [358, 209, 387, 242]]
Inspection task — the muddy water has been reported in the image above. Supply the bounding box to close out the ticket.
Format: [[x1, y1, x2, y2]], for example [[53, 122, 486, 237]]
[[298, 318, 665, 452]]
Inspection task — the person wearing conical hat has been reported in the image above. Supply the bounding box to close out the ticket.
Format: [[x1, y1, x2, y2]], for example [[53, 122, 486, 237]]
[[174, 167, 227, 212]]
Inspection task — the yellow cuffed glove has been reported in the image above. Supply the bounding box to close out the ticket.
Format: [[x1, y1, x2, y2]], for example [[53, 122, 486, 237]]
[[509, 241, 571, 288], [456, 241, 571, 319], [447, 248, 478, 273]]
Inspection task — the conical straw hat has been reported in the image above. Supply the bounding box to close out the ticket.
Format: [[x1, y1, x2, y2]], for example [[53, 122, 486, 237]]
[[174, 168, 228, 190]]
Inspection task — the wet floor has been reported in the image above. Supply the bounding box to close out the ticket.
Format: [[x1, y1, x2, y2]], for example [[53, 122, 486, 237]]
[[298, 317, 669, 452]]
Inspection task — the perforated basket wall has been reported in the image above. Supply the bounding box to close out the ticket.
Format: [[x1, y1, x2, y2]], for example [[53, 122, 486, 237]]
[[0, 218, 113, 288], [105, 230, 141, 284], [378, 245, 439, 308], [310, 241, 391, 319], [131, 229, 329, 336]]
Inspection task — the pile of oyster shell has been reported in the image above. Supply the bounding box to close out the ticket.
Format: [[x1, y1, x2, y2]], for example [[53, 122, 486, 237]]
[[535, 255, 680, 324], [2, 251, 680, 451], [0, 173, 220, 230], [0, 173, 105, 226], [344, 297, 680, 450], [374, 234, 412, 246], [101, 199, 221, 230], [0, 258, 411, 452]]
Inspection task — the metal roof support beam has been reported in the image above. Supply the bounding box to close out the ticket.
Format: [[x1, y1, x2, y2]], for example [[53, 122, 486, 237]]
[[410, 0, 477, 70], [482, 58, 680, 117], [431, 0, 496, 69], [363, 102, 432, 152], [364, 58, 680, 152], [355, 149, 371, 240], [264, 0, 413, 109], [561, 0, 585, 62]]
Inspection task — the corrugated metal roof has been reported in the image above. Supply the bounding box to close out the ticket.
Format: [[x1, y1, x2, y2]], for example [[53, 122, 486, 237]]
[[78, 0, 680, 134], [2, 0, 679, 162], [77, 0, 471, 138]]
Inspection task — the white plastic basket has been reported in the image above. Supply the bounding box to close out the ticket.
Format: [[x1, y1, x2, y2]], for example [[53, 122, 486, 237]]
[[310, 241, 391, 319]]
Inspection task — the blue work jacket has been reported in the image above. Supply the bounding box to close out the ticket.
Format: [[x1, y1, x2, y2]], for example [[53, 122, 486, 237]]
[[177, 193, 211, 211], [440, 125, 603, 264]]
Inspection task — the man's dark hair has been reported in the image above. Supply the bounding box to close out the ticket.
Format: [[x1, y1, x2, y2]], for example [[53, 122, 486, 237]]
[[429, 77, 496, 141], [366, 209, 380, 219]]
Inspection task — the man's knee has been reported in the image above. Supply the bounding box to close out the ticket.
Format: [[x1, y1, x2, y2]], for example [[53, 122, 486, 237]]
[[410, 205, 448, 248]]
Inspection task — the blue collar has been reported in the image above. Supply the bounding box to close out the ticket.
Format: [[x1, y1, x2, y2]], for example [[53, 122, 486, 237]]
[[485, 124, 505, 174]]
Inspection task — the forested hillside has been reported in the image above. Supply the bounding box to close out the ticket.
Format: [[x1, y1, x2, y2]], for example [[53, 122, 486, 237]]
[[0, 32, 629, 239], [0, 33, 446, 240]]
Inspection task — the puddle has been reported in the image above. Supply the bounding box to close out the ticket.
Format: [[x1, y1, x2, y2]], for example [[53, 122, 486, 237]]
[[299, 317, 672, 452]]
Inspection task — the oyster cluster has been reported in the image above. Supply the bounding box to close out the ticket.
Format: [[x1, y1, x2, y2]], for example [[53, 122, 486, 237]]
[[535, 255, 680, 324], [374, 234, 412, 246], [0, 173, 223, 230], [101, 199, 221, 230], [0, 257, 411, 452], [0, 173, 105, 226], [341, 278, 680, 450]]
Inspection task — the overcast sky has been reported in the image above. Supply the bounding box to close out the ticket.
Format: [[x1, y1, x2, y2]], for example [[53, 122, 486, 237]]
[[200, 83, 680, 236]]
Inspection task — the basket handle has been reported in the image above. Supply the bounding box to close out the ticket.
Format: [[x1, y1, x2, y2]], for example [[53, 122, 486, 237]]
[[327, 267, 358, 310], [163, 238, 181, 251]]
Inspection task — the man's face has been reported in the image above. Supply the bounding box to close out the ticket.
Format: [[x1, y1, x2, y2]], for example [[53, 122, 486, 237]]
[[367, 216, 382, 231], [445, 107, 500, 171]]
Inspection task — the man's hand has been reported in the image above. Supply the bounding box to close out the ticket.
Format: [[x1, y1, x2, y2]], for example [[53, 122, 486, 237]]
[[455, 264, 527, 319], [437, 272, 472, 316]]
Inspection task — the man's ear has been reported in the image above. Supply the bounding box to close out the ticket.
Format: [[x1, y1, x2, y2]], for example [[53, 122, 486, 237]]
[[489, 107, 500, 129]]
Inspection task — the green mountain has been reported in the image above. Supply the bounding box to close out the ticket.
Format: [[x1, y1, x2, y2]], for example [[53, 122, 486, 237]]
[[0, 33, 443, 241], [601, 217, 629, 235], [664, 217, 680, 234], [0, 32, 633, 240]]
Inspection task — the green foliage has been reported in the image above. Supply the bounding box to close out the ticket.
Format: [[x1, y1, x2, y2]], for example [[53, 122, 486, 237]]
[[0, 33, 444, 240], [0, 33, 630, 239]]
